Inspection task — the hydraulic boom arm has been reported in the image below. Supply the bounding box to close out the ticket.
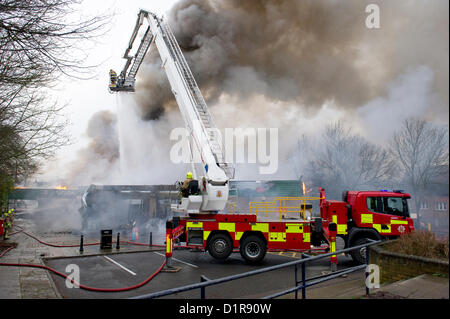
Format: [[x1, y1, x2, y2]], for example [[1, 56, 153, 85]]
[[110, 10, 154, 92], [110, 10, 234, 212]]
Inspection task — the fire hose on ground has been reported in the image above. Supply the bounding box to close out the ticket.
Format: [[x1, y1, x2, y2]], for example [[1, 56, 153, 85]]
[[13, 225, 167, 248], [0, 225, 168, 293]]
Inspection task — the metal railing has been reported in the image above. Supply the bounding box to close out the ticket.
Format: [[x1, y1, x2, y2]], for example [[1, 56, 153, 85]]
[[131, 239, 381, 299], [248, 196, 323, 221], [228, 202, 236, 214]]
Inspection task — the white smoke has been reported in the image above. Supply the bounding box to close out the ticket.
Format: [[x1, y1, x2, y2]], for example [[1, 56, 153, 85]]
[[115, 94, 189, 185], [357, 66, 436, 143], [61, 0, 448, 185]]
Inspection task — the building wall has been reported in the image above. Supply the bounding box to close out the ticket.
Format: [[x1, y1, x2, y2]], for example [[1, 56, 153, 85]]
[[410, 195, 449, 238], [370, 242, 449, 284]]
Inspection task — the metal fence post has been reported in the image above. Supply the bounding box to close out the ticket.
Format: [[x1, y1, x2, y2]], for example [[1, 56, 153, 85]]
[[365, 242, 370, 296], [301, 254, 306, 299], [294, 264, 298, 299], [200, 275, 209, 299], [149, 232, 153, 247]]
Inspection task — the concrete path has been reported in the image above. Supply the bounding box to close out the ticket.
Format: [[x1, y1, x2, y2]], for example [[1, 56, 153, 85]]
[[279, 272, 449, 299], [369, 274, 449, 299], [0, 219, 158, 299], [2, 219, 447, 299], [0, 220, 61, 299], [277, 270, 367, 299]]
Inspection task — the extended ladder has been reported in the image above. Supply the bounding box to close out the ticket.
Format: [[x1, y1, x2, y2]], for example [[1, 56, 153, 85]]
[[159, 20, 234, 179], [110, 10, 234, 179]]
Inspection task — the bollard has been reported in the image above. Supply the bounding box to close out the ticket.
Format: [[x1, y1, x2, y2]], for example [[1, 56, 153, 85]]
[[116, 232, 120, 250], [149, 232, 153, 247], [165, 220, 173, 265], [160, 220, 181, 272], [329, 222, 338, 272], [365, 242, 370, 296], [79, 234, 84, 253]]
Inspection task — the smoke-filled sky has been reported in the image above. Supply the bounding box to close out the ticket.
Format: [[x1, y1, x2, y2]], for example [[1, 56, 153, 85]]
[[40, 0, 448, 186], [136, 0, 448, 121]]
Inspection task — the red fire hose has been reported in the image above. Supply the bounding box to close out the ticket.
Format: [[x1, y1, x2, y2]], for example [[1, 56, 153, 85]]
[[0, 225, 168, 293], [13, 225, 166, 248], [0, 256, 167, 292]]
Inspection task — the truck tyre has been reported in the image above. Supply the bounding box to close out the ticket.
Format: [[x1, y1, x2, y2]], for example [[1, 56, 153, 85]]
[[240, 235, 267, 264], [208, 233, 233, 260], [350, 238, 369, 265]]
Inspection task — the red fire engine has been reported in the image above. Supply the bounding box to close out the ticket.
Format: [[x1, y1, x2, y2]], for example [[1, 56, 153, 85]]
[[110, 11, 415, 266], [165, 188, 414, 265]]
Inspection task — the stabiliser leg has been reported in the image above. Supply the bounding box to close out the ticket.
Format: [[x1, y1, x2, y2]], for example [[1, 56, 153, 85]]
[[161, 220, 181, 273]]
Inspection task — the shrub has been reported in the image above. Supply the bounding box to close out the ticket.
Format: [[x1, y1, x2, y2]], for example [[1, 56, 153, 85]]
[[386, 230, 449, 260]]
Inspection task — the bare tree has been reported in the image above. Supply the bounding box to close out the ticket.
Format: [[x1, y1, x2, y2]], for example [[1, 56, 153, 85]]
[[390, 117, 449, 225], [301, 121, 396, 199], [0, 0, 108, 87], [0, 90, 69, 175], [0, 0, 109, 205]]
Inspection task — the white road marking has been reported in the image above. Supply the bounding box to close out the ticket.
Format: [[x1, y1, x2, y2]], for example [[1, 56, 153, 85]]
[[103, 256, 137, 276], [153, 252, 199, 268]]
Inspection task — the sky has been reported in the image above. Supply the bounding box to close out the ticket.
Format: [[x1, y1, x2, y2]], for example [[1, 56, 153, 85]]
[[39, 0, 348, 183], [36, 0, 449, 185]]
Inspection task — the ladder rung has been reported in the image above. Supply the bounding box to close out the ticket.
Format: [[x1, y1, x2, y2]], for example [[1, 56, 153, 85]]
[[162, 22, 223, 152]]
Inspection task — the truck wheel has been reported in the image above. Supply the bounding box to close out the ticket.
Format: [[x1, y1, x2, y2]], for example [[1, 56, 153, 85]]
[[240, 235, 266, 264], [208, 233, 233, 260], [350, 238, 369, 265]]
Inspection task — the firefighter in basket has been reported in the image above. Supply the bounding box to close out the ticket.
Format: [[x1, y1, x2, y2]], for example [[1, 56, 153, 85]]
[[109, 69, 118, 88], [179, 171, 200, 199]]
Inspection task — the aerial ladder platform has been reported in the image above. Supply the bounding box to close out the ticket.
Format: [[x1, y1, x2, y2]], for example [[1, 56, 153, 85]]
[[110, 10, 234, 213]]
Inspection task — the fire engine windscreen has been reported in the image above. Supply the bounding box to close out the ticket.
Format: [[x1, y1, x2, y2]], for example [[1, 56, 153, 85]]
[[366, 197, 410, 218]]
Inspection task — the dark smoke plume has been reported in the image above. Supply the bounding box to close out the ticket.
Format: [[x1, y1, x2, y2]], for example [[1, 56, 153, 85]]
[[134, 0, 449, 122], [60, 0, 448, 185], [66, 110, 120, 185]]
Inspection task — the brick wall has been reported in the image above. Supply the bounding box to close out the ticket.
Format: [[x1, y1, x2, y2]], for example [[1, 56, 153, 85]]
[[369, 241, 449, 284]]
